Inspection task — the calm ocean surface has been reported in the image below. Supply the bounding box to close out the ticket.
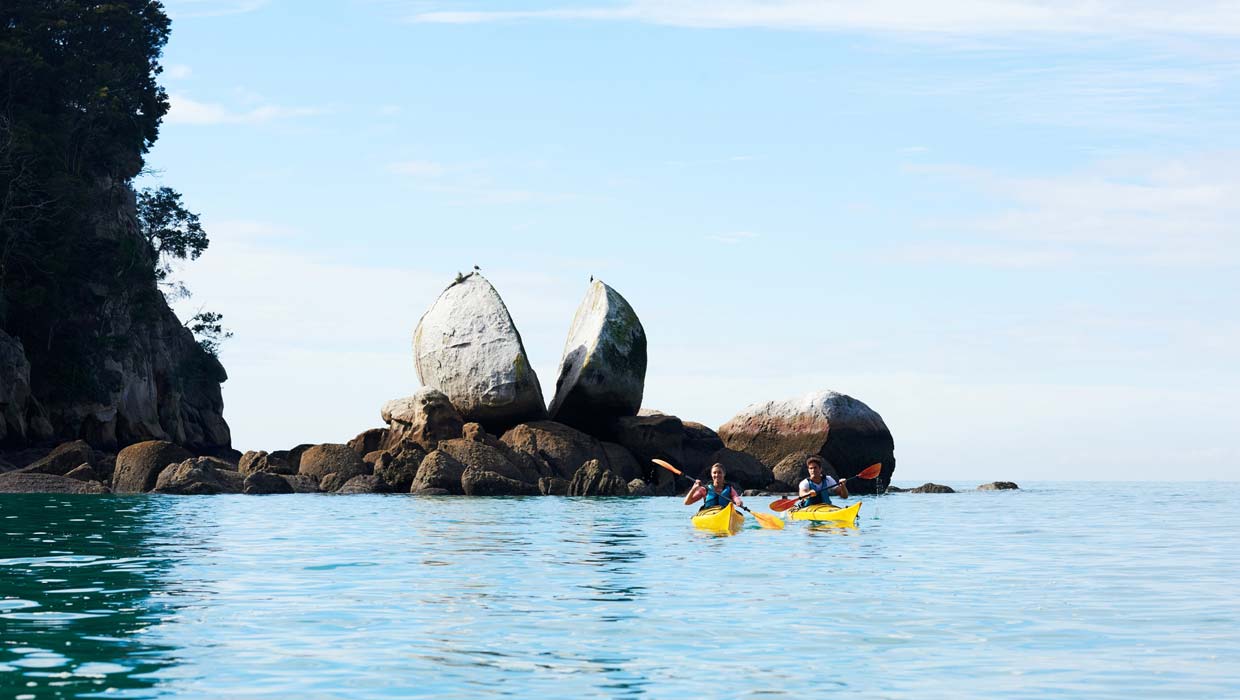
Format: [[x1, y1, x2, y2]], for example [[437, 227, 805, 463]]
[[2, 482, 1238, 699]]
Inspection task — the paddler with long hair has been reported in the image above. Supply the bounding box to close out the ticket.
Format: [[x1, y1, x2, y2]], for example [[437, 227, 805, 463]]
[[797, 455, 849, 508], [683, 462, 744, 509]]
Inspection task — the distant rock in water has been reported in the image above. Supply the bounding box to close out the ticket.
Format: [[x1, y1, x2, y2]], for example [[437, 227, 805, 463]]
[[413, 272, 546, 430], [718, 390, 895, 494], [907, 483, 955, 494], [548, 280, 647, 432], [978, 481, 1019, 491]]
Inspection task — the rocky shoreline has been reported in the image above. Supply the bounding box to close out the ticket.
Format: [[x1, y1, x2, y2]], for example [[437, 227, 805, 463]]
[[0, 272, 1014, 497]]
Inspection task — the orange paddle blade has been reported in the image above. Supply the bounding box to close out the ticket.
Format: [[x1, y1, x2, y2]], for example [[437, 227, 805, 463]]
[[651, 458, 683, 476], [770, 497, 800, 512], [857, 463, 882, 480], [750, 510, 786, 529]]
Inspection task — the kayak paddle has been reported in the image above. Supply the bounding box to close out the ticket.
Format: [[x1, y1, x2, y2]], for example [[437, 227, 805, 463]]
[[651, 458, 785, 530], [769, 462, 883, 512]]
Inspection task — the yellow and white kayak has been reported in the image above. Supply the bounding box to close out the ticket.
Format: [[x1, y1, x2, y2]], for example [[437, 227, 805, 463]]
[[789, 501, 862, 525], [692, 504, 745, 534]]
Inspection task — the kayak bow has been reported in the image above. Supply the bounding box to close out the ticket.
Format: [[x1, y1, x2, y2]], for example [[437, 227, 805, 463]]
[[788, 501, 862, 525], [692, 503, 745, 534]]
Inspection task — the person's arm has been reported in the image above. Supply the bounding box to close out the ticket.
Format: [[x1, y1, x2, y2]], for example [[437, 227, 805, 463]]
[[830, 477, 849, 498], [683, 480, 706, 505], [798, 479, 814, 498], [730, 486, 744, 508]]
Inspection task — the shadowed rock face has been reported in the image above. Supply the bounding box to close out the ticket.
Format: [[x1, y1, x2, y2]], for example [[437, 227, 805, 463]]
[[548, 281, 647, 431], [413, 273, 546, 431], [718, 390, 895, 494]]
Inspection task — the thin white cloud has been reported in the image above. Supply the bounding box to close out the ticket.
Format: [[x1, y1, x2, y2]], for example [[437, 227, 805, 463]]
[[166, 94, 326, 125], [408, 1, 1240, 37], [899, 152, 1240, 267]]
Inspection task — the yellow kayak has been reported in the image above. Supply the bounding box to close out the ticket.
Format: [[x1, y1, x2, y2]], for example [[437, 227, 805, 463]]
[[789, 501, 861, 525], [692, 504, 745, 534]]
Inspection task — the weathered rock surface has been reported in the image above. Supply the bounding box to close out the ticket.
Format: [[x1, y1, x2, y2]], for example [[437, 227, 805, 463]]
[[600, 442, 643, 482], [64, 464, 99, 482], [907, 483, 955, 494], [19, 440, 96, 476], [410, 450, 466, 494], [627, 479, 653, 496], [282, 474, 320, 494], [154, 457, 243, 495], [298, 444, 370, 482], [348, 428, 388, 456], [500, 421, 611, 481], [0, 472, 109, 494], [0, 330, 51, 445], [436, 437, 538, 484], [978, 481, 1019, 491], [708, 448, 773, 491], [373, 441, 427, 493], [567, 459, 629, 496], [718, 390, 895, 494], [771, 450, 831, 491], [336, 475, 385, 494], [285, 444, 315, 471], [461, 466, 539, 496], [381, 389, 465, 451], [604, 414, 694, 494], [413, 272, 546, 429], [238, 450, 295, 476], [243, 471, 295, 495], [113, 440, 193, 493], [548, 280, 647, 431], [538, 476, 569, 495]]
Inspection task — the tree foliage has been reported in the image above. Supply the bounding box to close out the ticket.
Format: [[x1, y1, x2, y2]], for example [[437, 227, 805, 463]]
[[0, 1, 230, 383], [137, 185, 208, 282]]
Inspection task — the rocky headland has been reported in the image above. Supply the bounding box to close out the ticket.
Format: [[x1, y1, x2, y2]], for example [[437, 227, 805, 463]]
[[1, 270, 1008, 497]]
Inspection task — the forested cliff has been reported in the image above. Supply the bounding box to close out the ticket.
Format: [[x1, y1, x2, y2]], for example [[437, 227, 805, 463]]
[[0, 1, 230, 452]]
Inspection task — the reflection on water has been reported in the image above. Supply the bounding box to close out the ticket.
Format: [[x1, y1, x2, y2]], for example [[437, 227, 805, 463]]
[[0, 496, 179, 698], [2, 485, 1240, 698]]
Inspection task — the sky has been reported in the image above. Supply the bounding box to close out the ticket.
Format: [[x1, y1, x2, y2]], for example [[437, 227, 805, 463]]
[[143, 0, 1240, 481]]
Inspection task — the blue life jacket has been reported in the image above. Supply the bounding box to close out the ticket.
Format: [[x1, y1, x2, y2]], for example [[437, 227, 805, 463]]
[[703, 483, 734, 508], [799, 477, 833, 508]]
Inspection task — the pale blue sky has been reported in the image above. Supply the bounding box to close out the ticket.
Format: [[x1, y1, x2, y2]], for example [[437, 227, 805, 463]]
[[145, 1, 1240, 480]]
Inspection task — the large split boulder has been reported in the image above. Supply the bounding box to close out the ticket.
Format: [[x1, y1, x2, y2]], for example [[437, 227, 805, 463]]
[[113, 440, 194, 493], [381, 389, 465, 451], [500, 421, 612, 481], [412, 272, 546, 430], [548, 280, 647, 431], [718, 390, 895, 494]]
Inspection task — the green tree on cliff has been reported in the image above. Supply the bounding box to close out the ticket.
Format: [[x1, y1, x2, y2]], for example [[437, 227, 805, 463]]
[[0, 0, 229, 361]]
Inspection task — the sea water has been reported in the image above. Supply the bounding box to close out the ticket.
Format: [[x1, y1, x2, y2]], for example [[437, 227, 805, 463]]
[[2, 482, 1238, 698]]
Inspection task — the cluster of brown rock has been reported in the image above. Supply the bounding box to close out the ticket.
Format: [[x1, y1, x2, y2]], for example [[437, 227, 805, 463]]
[[0, 272, 902, 497]]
